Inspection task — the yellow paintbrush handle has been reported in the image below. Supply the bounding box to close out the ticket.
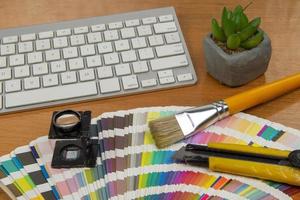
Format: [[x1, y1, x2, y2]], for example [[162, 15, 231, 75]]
[[224, 72, 300, 114], [209, 157, 300, 186]]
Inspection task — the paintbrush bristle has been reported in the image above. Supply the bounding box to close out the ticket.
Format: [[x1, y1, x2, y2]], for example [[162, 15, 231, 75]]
[[149, 115, 184, 148]]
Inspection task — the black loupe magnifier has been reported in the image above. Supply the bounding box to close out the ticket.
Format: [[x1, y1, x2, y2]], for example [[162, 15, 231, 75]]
[[52, 110, 82, 136]]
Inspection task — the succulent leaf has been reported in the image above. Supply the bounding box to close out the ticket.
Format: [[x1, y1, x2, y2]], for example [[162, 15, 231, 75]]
[[211, 18, 226, 42], [249, 17, 261, 27], [223, 17, 236, 37], [241, 30, 264, 49], [227, 34, 241, 49], [234, 13, 242, 31], [238, 18, 261, 42], [221, 7, 229, 28], [239, 12, 249, 30], [233, 5, 243, 14]]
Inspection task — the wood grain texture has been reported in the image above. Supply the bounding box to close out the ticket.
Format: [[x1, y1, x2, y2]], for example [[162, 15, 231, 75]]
[[0, 0, 299, 199]]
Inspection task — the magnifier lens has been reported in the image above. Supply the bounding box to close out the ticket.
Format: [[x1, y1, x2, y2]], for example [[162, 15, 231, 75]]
[[56, 114, 80, 128]]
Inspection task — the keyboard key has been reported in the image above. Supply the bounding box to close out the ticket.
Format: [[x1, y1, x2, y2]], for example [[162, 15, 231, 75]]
[[121, 50, 137, 62], [0, 96, 2, 109], [125, 19, 140, 27], [150, 55, 188, 70], [32, 63, 48, 76], [61, 71, 77, 85], [2, 36, 18, 44], [141, 78, 157, 87], [70, 34, 85, 46], [97, 42, 113, 54], [115, 40, 130, 51], [97, 66, 113, 79], [121, 28, 136, 39], [79, 69, 95, 81], [0, 44, 16, 56], [155, 43, 184, 57], [43, 74, 59, 87], [35, 39, 51, 51], [69, 57, 84, 70], [74, 26, 89, 34], [14, 65, 30, 78], [104, 30, 119, 41], [158, 69, 175, 85], [18, 42, 33, 53], [142, 17, 157, 24], [9, 54, 25, 67], [87, 32, 102, 43], [154, 22, 177, 34], [138, 48, 154, 60], [39, 31, 54, 39], [122, 75, 138, 90], [21, 33, 36, 41], [104, 53, 119, 65], [131, 37, 147, 49], [63, 47, 78, 59], [6, 81, 97, 108], [159, 14, 173, 22], [5, 79, 21, 93], [165, 32, 180, 44], [45, 49, 61, 61], [132, 61, 148, 73], [27, 52, 43, 64], [0, 57, 7, 68], [108, 22, 123, 29], [53, 37, 68, 48], [24, 77, 40, 90], [148, 35, 164, 46], [158, 69, 173, 78], [0, 68, 11, 81], [80, 44, 96, 56], [137, 25, 152, 36], [99, 78, 120, 93], [51, 60, 67, 73], [159, 76, 175, 84], [0, 83, 2, 93], [56, 29, 71, 36], [91, 24, 106, 32], [86, 55, 102, 68], [177, 73, 193, 82], [115, 63, 131, 76]]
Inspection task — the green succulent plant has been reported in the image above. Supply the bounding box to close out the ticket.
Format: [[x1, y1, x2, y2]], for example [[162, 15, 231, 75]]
[[211, 5, 264, 50]]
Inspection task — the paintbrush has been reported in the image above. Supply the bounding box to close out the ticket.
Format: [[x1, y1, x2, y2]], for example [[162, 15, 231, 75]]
[[149, 72, 300, 148]]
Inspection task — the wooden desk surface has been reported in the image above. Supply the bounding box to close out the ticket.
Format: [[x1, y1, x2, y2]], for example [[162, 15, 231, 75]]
[[0, 0, 299, 199]]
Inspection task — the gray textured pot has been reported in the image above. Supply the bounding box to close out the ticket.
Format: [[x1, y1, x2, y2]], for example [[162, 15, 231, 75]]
[[203, 33, 272, 87]]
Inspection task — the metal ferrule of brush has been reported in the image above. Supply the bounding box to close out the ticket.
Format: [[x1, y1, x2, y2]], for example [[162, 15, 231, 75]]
[[175, 100, 229, 138]]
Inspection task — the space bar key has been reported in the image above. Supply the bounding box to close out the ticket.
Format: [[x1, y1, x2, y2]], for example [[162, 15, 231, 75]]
[[6, 82, 98, 108]]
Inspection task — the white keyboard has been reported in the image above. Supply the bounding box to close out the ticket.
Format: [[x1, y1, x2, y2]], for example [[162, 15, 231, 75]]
[[0, 7, 197, 114]]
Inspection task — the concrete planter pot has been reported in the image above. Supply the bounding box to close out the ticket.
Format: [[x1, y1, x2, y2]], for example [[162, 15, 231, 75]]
[[203, 33, 272, 87]]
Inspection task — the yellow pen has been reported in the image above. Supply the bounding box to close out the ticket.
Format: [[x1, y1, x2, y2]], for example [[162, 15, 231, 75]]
[[173, 143, 300, 186]]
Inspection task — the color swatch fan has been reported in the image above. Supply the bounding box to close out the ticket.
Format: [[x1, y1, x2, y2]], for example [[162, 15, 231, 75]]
[[1, 106, 300, 200]]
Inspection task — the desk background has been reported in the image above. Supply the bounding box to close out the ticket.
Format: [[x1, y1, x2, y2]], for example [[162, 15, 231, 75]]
[[0, 0, 299, 199]]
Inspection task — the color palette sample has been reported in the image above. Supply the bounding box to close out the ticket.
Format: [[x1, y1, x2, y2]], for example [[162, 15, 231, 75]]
[[1, 106, 300, 200]]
